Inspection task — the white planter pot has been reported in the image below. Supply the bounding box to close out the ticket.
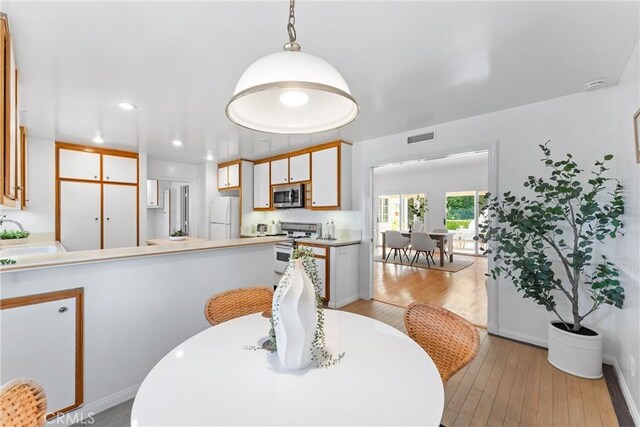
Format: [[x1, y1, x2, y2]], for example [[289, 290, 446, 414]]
[[547, 321, 602, 379], [273, 258, 318, 370]]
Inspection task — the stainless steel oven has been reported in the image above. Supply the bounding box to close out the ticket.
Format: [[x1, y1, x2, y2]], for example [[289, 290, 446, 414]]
[[274, 241, 293, 273], [272, 184, 304, 209]]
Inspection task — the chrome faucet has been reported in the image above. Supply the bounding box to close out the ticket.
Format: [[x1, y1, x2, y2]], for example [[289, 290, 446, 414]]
[[0, 215, 24, 231]]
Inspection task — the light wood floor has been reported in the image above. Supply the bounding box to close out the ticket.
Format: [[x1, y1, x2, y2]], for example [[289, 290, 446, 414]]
[[75, 299, 620, 427], [341, 299, 620, 427], [374, 254, 489, 328]]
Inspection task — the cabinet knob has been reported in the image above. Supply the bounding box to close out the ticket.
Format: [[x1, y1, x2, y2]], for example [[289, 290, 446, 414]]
[[58, 307, 68, 313], [94, 217, 99, 221], [106, 176, 110, 180], [313, 202, 316, 205], [94, 175, 98, 179], [106, 217, 110, 221]]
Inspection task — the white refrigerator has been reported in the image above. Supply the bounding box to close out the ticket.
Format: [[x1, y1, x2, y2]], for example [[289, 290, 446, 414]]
[[209, 197, 240, 240]]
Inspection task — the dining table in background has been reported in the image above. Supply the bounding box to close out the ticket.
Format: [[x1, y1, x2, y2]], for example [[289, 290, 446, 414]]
[[131, 310, 445, 426], [381, 231, 453, 267]]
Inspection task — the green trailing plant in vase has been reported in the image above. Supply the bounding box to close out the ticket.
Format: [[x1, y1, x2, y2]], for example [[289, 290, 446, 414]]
[[476, 142, 624, 333], [265, 247, 345, 368]]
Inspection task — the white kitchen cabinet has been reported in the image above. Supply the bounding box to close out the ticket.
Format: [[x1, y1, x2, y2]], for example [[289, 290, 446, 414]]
[[315, 257, 328, 301], [60, 181, 101, 251], [58, 149, 100, 181], [289, 153, 310, 183], [0, 289, 83, 417], [329, 244, 360, 308], [228, 163, 240, 188], [270, 158, 289, 185], [103, 184, 138, 249], [311, 146, 338, 208], [253, 162, 270, 209], [295, 243, 329, 301], [103, 154, 137, 183], [147, 179, 159, 208], [218, 166, 229, 189]]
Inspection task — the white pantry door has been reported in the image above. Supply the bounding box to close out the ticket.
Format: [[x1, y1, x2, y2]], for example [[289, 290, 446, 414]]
[[103, 184, 137, 249], [60, 181, 101, 251]]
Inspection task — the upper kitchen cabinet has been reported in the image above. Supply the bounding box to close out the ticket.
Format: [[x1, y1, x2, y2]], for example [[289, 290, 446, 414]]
[[310, 141, 352, 210], [56, 142, 139, 250], [253, 162, 270, 210], [270, 158, 288, 185], [289, 153, 310, 183], [0, 14, 22, 208], [218, 160, 242, 190], [103, 154, 138, 183], [58, 148, 100, 181], [147, 179, 159, 208]]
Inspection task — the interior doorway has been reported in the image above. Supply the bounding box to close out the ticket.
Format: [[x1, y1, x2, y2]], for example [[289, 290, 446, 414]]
[[147, 180, 191, 239], [370, 150, 490, 328]]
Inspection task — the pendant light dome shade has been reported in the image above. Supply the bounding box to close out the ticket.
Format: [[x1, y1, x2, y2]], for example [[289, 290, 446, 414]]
[[226, 50, 359, 134]]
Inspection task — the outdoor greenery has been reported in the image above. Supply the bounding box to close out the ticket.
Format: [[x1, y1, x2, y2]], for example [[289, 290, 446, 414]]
[[0, 230, 30, 240], [477, 142, 624, 332], [445, 219, 473, 230], [408, 196, 428, 221], [0, 259, 17, 265], [446, 195, 475, 220]]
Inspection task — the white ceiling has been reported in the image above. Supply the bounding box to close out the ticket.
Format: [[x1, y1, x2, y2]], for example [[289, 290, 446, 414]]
[[4, 1, 638, 164], [374, 151, 488, 176]]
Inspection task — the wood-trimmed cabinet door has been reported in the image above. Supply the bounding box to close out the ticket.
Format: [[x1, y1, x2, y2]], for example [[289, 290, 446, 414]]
[[289, 153, 310, 183], [103, 184, 137, 249], [311, 146, 339, 208], [0, 288, 84, 419], [58, 149, 100, 181], [218, 166, 229, 189], [227, 163, 240, 188], [102, 154, 137, 184], [59, 181, 101, 251], [270, 158, 289, 185], [253, 162, 270, 209]]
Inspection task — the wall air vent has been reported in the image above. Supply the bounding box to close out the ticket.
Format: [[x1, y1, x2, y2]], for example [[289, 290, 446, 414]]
[[407, 131, 436, 144]]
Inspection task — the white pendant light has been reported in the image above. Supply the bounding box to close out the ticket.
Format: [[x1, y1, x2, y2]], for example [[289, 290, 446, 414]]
[[226, 0, 359, 134]]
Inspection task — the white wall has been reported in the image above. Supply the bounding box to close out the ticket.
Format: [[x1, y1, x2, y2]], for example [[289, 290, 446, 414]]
[[1, 137, 55, 232], [351, 46, 639, 419], [373, 159, 488, 232], [608, 41, 640, 422]]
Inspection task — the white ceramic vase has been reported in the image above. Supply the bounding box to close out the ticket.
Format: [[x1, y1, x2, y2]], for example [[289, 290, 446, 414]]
[[547, 321, 603, 379], [273, 258, 318, 370]]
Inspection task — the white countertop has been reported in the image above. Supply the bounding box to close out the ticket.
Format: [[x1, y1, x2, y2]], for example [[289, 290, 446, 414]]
[[295, 237, 362, 247], [0, 235, 289, 273]]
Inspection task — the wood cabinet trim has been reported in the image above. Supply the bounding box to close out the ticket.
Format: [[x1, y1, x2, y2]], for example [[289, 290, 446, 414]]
[[252, 139, 349, 164], [55, 141, 138, 159], [55, 142, 139, 248], [0, 287, 84, 419]]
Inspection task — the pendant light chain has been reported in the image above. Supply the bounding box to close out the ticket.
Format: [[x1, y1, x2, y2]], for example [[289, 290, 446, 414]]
[[287, 0, 296, 43], [284, 0, 301, 51]]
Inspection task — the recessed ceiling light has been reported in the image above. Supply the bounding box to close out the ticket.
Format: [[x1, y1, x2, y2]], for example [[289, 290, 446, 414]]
[[93, 135, 104, 144], [172, 140, 183, 147], [118, 101, 137, 111], [206, 154, 214, 161]]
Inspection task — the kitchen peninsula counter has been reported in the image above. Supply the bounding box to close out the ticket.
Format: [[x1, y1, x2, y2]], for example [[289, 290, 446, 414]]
[[0, 236, 289, 273]]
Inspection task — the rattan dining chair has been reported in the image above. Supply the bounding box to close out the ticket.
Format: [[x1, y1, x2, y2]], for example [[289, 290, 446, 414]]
[[0, 379, 47, 427], [205, 287, 273, 326], [404, 302, 480, 383]]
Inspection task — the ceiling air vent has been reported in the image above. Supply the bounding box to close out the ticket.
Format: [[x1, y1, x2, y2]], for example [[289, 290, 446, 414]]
[[407, 131, 436, 144]]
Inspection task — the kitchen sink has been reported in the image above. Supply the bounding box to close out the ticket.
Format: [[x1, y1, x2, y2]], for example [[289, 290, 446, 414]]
[[0, 244, 62, 257]]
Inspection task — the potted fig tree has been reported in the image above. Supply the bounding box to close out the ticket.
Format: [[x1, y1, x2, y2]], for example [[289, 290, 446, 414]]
[[477, 142, 624, 378]]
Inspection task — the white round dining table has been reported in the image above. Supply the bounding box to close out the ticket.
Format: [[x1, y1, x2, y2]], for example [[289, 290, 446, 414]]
[[131, 310, 444, 426]]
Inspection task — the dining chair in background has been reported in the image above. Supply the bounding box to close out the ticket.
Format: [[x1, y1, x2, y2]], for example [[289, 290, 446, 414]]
[[384, 231, 411, 264], [205, 287, 273, 326], [410, 232, 437, 266], [0, 379, 47, 427], [404, 302, 480, 383]]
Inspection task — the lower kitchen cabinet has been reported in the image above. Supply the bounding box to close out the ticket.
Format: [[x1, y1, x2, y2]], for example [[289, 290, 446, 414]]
[[0, 288, 84, 419], [295, 242, 360, 307]]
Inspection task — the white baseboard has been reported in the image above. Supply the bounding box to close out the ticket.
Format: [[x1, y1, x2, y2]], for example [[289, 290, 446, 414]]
[[335, 295, 361, 309], [497, 328, 548, 348], [611, 356, 640, 426], [46, 383, 140, 427]]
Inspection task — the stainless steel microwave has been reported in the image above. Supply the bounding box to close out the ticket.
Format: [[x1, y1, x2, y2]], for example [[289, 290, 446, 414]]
[[272, 184, 304, 209]]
